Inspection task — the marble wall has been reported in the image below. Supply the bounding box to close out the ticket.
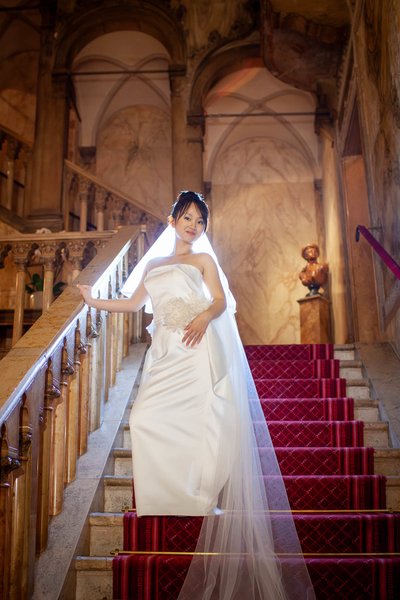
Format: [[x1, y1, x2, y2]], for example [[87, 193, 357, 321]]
[[0, 15, 39, 142], [350, 0, 400, 352], [211, 138, 318, 344], [96, 105, 173, 219]]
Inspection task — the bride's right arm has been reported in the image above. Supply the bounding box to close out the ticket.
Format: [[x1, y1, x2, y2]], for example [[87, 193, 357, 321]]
[[76, 277, 149, 313]]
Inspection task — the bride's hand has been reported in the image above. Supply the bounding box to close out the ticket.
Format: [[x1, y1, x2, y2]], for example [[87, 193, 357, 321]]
[[76, 284, 94, 305], [182, 312, 211, 347]]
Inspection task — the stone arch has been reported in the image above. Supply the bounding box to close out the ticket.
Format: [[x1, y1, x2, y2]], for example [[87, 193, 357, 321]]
[[54, 3, 186, 70], [188, 42, 261, 117]]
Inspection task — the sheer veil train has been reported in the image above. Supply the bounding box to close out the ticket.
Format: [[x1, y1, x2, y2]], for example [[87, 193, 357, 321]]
[[122, 226, 315, 600]]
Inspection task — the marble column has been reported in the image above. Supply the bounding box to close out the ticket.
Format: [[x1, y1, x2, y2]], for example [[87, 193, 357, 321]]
[[27, 17, 68, 231], [169, 72, 204, 193]]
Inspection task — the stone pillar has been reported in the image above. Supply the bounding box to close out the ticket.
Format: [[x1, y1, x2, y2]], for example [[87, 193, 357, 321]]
[[186, 116, 204, 193], [12, 260, 27, 346], [27, 11, 68, 231]]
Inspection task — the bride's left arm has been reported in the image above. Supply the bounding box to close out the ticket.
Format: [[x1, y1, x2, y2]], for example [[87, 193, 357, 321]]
[[182, 255, 226, 347]]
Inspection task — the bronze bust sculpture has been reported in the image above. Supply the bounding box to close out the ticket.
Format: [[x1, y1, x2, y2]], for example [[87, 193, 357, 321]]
[[299, 243, 329, 296]]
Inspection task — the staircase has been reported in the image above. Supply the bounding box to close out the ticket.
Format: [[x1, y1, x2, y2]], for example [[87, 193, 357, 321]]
[[74, 343, 400, 600]]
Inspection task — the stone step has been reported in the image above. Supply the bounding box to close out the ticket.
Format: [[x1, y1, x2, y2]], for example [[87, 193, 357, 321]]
[[339, 360, 363, 380], [89, 512, 124, 556], [334, 345, 356, 361], [363, 421, 390, 448], [113, 446, 400, 479], [75, 556, 113, 600], [103, 474, 400, 512], [122, 419, 390, 452], [346, 379, 371, 400], [104, 476, 132, 513], [354, 399, 380, 422]]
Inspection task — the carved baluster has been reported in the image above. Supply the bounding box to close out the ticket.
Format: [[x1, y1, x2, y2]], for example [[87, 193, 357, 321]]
[[37, 359, 61, 550], [5, 138, 19, 211], [12, 258, 27, 347], [9, 401, 32, 600], [42, 256, 55, 312], [133, 225, 146, 343], [63, 169, 74, 231], [50, 339, 73, 515], [67, 239, 84, 283], [0, 424, 21, 600], [86, 307, 102, 432], [95, 188, 107, 232], [79, 177, 89, 232], [115, 265, 124, 371], [76, 320, 89, 456], [122, 252, 130, 357], [65, 323, 82, 484]]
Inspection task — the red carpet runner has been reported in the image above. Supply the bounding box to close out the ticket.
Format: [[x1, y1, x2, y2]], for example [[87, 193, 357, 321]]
[[113, 344, 400, 599]]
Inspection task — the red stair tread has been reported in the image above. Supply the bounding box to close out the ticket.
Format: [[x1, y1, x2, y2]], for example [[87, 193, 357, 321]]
[[258, 398, 355, 421], [248, 359, 340, 380]]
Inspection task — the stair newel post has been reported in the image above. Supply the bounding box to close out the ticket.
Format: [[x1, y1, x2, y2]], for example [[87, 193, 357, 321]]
[[36, 359, 61, 551], [133, 225, 146, 343], [78, 317, 90, 456], [0, 424, 20, 600], [64, 324, 82, 484], [9, 401, 32, 600], [12, 258, 27, 347]]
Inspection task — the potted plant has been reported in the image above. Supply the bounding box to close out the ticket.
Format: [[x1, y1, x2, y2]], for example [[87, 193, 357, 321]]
[[25, 271, 66, 309]]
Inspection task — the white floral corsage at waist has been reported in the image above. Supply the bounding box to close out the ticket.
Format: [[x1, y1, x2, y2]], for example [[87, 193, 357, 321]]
[[158, 294, 211, 333]]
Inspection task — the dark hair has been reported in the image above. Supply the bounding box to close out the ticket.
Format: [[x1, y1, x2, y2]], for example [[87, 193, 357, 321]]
[[170, 190, 209, 229]]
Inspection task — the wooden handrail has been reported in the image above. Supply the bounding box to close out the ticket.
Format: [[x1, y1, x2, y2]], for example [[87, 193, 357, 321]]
[[0, 225, 145, 599]]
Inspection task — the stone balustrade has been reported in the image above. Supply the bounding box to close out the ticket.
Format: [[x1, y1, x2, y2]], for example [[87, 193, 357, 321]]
[[0, 225, 150, 600], [63, 159, 164, 235]]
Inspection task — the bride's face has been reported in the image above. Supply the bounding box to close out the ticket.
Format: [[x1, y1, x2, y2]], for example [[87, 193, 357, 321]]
[[172, 203, 205, 243]]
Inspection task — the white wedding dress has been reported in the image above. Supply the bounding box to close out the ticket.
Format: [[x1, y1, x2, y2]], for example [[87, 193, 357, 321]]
[[130, 263, 235, 516], [128, 259, 315, 600]]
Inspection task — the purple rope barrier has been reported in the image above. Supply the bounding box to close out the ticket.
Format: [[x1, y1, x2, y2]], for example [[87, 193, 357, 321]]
[[356, 225, 400, 280]]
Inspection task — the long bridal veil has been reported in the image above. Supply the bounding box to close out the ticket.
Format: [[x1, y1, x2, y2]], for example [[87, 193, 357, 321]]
[[122, 227, 315, 600]]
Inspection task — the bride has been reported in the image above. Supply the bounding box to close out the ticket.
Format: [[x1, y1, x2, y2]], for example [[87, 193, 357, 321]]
[[77, 191, 315, 600]]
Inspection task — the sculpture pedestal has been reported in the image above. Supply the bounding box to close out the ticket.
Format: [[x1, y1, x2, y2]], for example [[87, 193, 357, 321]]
[[297, 295, 331, 344]]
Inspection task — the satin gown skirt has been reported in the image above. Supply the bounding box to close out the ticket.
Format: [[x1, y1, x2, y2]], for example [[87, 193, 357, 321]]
[[129, 264, 234, 516]]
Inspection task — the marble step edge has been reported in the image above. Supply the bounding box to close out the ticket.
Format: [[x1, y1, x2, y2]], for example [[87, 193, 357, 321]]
[[121, 420, 388, 432], [75, 556, 113, 571], [112, 447, 400, 460], [103, 474, 400, 487]]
